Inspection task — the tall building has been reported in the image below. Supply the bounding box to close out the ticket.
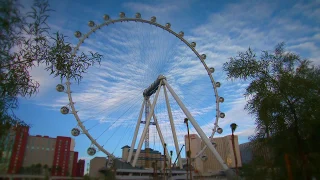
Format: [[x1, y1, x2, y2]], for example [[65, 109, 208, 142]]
[[7, 126, 29, 174], [77, 159, 85, 177], [69, 151, 79, 177], [2, 126, 84, 177], [51, 136, 74, 176], [184, 134, 242, 175], [23, 135, 56, 168], [0, 126, 28, 174]]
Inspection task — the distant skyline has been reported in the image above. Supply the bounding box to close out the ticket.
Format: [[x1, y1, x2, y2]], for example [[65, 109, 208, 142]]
[[16, 0, 320, 169]]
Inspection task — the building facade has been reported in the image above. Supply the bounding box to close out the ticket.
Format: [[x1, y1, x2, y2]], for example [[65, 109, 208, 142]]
[[89, 157, 106, 179], [2, 126, 84, 177], [184, 134, 242, 175], [201, 135, 242, 174], [51, 136, 73, 176], [76, 159, 85, 177], [0, 126, 27, 174], [121, 146, 169, 169], [23, 135, 56, 168], [7, 126, 29, 174], [185, 134, 203, 172]]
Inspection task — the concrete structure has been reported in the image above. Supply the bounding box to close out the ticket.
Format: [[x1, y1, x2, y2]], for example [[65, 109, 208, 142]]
[[185, 134, 203, 172], [89, 157, 106, 179], [1, 125, 84, 177], [201, 135, 242, 174], [184, 134, 242, 175]]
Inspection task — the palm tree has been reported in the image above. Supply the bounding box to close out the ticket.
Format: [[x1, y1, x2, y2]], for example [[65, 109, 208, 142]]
[[230, 123, 238, 175]]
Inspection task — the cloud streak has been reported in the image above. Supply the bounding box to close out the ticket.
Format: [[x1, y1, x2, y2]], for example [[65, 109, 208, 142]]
[[28, 0, 320, 157]]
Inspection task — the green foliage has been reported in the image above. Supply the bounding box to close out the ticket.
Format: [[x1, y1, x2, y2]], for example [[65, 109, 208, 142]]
[[20, 164, 43, 175], [99, 168, 116, 180], [223, 43, 320, 179], [83, 174, 91, 180], [0, 0, 102, 159]]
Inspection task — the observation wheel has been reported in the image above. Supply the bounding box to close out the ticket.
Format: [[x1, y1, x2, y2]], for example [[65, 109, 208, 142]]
[[56, 12, 229, 172]]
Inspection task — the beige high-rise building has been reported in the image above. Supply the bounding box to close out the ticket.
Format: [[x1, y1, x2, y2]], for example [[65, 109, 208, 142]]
[[184, 134, 242, 175], [201, 135, 242, 174]]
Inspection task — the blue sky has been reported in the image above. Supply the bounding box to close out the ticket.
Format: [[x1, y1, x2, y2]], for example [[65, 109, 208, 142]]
[[17, 0, 320, 170]]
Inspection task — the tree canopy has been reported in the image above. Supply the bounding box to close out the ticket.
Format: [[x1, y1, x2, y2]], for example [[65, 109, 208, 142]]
[[0, 0, 102, 160], [223, 43, 320, 180]]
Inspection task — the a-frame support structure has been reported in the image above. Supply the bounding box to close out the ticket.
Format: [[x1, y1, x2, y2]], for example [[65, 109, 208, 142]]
[[127, 75, 229, 172]]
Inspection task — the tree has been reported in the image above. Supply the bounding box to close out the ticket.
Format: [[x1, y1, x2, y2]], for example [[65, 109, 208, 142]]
[[230, 123, 238, 175], [35, 163, 42, 175], [43, 164, 49, 180], [223, 42, 320, 179], [0, 0, 102, 156], [83, 174, 91, 180], [99, 169, 116, 180]]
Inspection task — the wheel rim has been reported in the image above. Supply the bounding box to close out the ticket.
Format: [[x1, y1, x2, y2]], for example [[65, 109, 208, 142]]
[[58, 12, 225, 161]]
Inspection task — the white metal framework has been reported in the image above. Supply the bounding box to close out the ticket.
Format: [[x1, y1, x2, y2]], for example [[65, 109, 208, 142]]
[[56, 12, 228, 172], [127, 75, 229, 170]]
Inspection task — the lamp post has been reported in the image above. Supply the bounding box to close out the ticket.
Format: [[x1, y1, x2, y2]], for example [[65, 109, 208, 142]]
[[230, 123, 238, 175], [184, 118, 192, 180], [170, 150, 173, 177], [163, 143, 167, 179]]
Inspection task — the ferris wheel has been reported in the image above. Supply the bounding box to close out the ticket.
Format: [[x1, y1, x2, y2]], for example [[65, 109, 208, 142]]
[[56, 12, 229, 172]]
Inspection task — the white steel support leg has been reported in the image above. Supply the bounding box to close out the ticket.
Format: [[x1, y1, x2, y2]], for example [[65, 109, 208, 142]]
[[153, 112, 170, 158], [162, 79, 229, 170], [127, 100, 145, 163], [147, 99, 170, 158], [132, 82, 162, 167], [196, 125, 218, 158], [163, 86, 183, 169]]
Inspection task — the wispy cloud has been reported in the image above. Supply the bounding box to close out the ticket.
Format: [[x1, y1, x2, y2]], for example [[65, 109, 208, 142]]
[[28, 0, 320, 157]]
